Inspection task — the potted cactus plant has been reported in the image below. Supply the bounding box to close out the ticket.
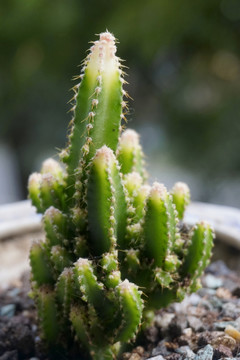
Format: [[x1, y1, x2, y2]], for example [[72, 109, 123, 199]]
[[27, 31, 214, 359]]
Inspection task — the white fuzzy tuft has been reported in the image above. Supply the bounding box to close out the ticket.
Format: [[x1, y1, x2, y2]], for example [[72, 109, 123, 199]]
[[172, 182, 190, 194], [94, 145, 115, 164], [119, 129, 139, 148], [150, 182, 167, 199]]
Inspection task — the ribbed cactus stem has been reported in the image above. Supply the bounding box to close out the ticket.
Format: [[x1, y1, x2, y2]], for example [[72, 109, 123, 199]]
[[101, 251, 118, 273], [28, 173, 42, 212], [105, 270, 121, 288], [123, 172, 143, 197], [40, 173, 65, 211], [56, 268, 74, 318], [171, 182, 190, 220], [87, 146, 128, 254], [115, 280, 143, 342], [125, 249, 140, 272], [70, 305, 90, 350], [132, 184, 151, 222], [74, 258, 115, 323], [143, 182, 179, 268], [180, 221, 214, 290], [36, 287, 59, 345], [65, 31, 124, 197], [30, 242, 53, 286], [43, 206, 67, 247], [117, 129, 146, 179], [50, 245, 72, 274]]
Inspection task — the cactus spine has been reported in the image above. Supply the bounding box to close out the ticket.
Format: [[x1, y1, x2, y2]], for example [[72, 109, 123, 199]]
[[28, 31, 214, 359]]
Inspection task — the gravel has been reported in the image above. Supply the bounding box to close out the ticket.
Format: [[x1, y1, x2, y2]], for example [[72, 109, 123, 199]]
[[2, 261, 240, 359]]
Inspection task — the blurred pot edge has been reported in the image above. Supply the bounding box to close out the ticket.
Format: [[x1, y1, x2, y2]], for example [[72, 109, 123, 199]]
[[0, 200, 240, 249]]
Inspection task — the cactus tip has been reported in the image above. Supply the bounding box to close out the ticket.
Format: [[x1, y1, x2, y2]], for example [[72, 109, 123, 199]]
[[150, 182, 167, 198], [41, 158, 60, 174], [75, 258, 90, 268], [28, 172, 41, 186], [94, 146, 115, 163], [118, 279, 134, 294], [124, 172, 142, 187], [172, 182, 190, 193], [141, 185, 151, 196], [120, 129, 140, 147], [99, 31, 115, 43]]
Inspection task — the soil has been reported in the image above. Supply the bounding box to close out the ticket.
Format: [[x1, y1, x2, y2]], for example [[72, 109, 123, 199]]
[[1, 261, 240, 360]]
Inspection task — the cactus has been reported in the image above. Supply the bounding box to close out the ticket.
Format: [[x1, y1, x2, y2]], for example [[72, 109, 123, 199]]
[[28, 31, 214, 359]]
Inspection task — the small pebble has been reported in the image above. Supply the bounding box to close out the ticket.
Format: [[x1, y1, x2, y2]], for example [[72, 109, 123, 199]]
[[214, 321, 236, 331], [129, 354, 141, 360], [7, 288, 20, 298], [188, 306, 206, 317], [22, 310, 30, 317], [225, 324, 240, 341], [216, 287, 232, 299], [187, 315, 204, 332], [200, 299, 214, 311], [168, 314, 187, 337], [211, 334, 236, 350], [208, 296, 223, 310], [183, 327, 193, 337], [155, 313, 175, 330], [213, 344, 232, 359], [189, 293, 201, 306], [0, 304, 16, 318], [31, 324, 37, 332], [151, 341, 171, 357], [206, 260, 232, 276], [175, 345, 195, 359], [133, 347, 145, 356], [222, 278, 239, 293], [197, 331, 212, 347], [234, 316, 240, 330], [35, 335, 41, 343], [122, 352, 131, 359], [222, 302, 240, 319], [203, 274, 223, 289], [195, 344, 213, 360], [198, 288, 216, 297], [165, 354, 181, 360], [146, 326, 159, 343]]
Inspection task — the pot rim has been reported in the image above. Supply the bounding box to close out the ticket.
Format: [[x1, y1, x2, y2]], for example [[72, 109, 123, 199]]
[[0, 200, 240, 249]]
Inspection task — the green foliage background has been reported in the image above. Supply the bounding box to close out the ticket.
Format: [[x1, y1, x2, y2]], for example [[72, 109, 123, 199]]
[[1, 0, 240, 204]]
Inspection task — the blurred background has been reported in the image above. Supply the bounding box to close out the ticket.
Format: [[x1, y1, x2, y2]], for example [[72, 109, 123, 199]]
[[1, 0, 240, 206]]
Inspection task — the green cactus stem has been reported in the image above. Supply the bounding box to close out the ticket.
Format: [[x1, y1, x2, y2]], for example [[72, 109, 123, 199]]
[[36, 286, 60, 345], [29, 241, 53, 286], [143, 182, 180, 268], [180, 221, 214, 291], [117, 129, 146, 179], [87, 146, 128, 254], [28, 31, 214, 360], [28, 173, 42, 212], [65, 32, 125, 200], [28, 158, 66, 213], [171, 182, 190, 220], [115, 280, 143, 342]]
